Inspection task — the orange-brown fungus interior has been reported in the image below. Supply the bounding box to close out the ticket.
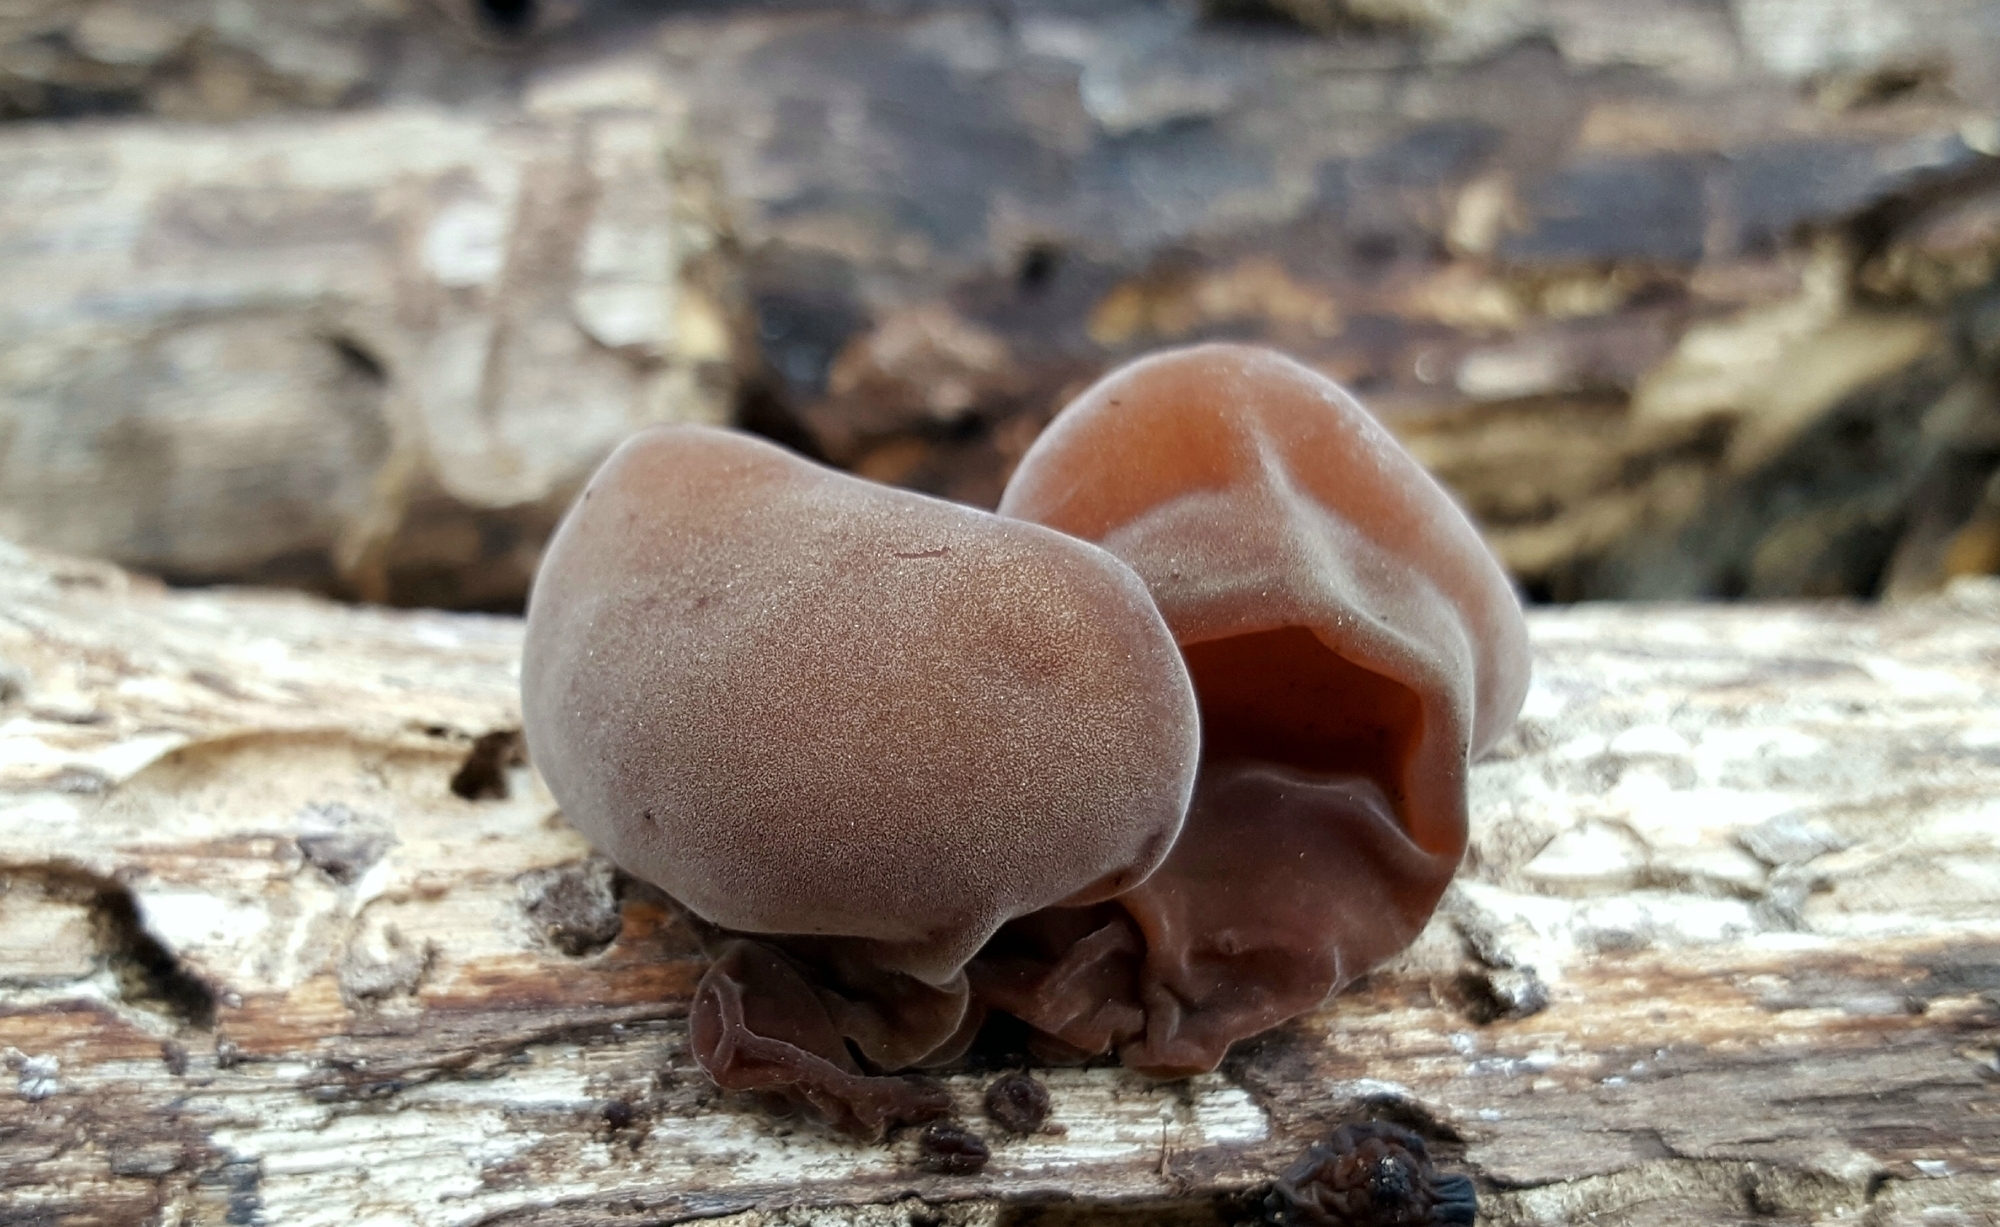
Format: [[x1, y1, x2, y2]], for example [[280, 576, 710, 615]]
[[1181, 628, 1423, 801]]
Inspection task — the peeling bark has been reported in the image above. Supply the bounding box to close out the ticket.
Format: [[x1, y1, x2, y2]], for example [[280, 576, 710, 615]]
[[0, 540, 1994, 1224]]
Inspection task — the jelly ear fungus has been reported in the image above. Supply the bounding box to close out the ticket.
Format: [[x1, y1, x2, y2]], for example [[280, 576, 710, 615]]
[[523, 347, 1527, 1133], [984, 343, 1531, 1075], [521, 425, 1199, 1135]]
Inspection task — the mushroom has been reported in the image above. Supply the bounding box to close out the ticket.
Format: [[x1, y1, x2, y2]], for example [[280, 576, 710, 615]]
[[979, 343, 1530, 1075], [521, 424, 1199, 1133]]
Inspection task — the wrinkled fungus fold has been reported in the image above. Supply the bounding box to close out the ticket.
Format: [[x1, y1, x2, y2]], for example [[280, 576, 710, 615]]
[[690, 939, 957, 1136], [992, 342, 1530, 1072], [971, 762, 1451, 1076]]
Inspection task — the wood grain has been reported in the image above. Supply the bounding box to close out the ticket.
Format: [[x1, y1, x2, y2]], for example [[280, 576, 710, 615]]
[[1, 540, 1995, 1225]]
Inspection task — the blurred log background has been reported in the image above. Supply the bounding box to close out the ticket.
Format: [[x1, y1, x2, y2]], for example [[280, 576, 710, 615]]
[[3, 0, 1999, 608]]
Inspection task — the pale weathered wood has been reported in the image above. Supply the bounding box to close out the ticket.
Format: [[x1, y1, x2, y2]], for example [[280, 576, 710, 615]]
[[0, 538, 1996, 1226], [0, 102, 735, 607]]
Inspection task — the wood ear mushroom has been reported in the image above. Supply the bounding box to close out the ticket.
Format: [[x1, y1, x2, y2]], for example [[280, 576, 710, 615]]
[[521, 345, 1528, 1131], [521, 424, 1197, 1135], [982, 342, 1530, 1075]]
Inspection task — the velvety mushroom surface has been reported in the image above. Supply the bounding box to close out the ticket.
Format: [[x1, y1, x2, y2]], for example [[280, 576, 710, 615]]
[[988, 343, 1531, 1074], [522, 425, 1199, 1132]]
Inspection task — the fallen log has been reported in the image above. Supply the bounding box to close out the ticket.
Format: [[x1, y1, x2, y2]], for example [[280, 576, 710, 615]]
[[0, 540, 1994, 1225], [0, 104, 735, 608], [8, 3, 2000, 609]]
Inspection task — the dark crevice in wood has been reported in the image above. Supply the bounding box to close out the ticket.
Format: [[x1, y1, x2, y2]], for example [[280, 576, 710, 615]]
[[452, 729, 524, 801], [93, 883, 219, 1032]]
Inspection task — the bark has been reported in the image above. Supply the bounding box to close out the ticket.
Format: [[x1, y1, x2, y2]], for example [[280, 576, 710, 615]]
[[0, 0, 528, 119], [7, 2, 2000, 609], [0, 539, 1994, 1225], [666, 0, 2000, 602], [0, 103, 734, 608]]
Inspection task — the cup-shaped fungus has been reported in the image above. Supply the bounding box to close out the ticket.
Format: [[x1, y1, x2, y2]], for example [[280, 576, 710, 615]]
[[983, 343, 1530, 1075], [521, 425, 1199, 1133]]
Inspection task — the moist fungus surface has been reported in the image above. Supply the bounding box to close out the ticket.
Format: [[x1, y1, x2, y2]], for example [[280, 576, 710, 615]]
[[989, 343, 1530, 1074], [521, 424, 1200, 1132]]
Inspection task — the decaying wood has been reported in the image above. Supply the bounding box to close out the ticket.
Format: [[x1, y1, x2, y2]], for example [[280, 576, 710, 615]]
[[0, 102, 734, 608], [0, 539, 1996, 1226], [7, 1, 2000, 610], [671, 0, 2000, 602]]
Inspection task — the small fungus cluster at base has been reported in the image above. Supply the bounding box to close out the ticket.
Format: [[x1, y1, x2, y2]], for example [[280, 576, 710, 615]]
[[1265, 1122, 1477, 1227], [520, 344, 1530, 1137], [982, 1072, 1053, 1135], [915, 1122, 993, 1176]]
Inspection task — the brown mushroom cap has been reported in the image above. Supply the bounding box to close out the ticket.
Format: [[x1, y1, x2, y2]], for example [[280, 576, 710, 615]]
[[999, 343, 1529, 834], [987, 343, 1530, 1071], [521, 425, 1200, 986]]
